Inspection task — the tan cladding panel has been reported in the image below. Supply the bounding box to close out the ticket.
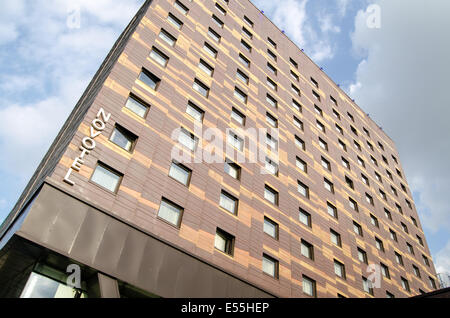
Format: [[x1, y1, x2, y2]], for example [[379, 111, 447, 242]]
[[49, 0, 436, 298]]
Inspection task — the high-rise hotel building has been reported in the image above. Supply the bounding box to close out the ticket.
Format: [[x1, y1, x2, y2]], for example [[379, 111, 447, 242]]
[[0, 0, 438, 298]]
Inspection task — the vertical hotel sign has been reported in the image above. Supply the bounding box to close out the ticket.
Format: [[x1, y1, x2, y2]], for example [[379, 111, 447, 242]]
[[63, 108, 111, 186]]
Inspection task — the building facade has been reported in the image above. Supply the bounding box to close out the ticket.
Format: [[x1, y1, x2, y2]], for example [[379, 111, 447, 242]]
[[0, 0, 438, 298]]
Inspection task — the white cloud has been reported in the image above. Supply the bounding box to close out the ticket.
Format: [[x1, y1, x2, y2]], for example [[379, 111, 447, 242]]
[[349, 0, 450, 235], [0, 0, 142, 182], [434, 240, 450, 274], [253, 0, 337, 62], [337, 0, 351, 17], [318, 13, 341, 34]]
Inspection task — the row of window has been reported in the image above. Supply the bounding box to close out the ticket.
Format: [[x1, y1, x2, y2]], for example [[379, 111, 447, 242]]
[[161, 1, 411, 215], [126, 63, 430, 283]]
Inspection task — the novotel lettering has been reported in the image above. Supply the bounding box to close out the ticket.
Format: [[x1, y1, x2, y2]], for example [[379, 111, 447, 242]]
[[63, 108, 112, 186]]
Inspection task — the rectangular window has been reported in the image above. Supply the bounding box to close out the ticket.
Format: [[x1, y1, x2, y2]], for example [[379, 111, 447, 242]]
[[292, 99, 302, 112], [266, 112, 278, 128], [298, 181, 309, 198], [110, 125, 137, 152], [228, 131, 244, 151], [370, 214, 379, 228], [212, 14, 224, 28], [319, 138, 328, 151], [169, 161, 192, 186], [244, 15, 254, 28], [339, 140, 347, 151], [363, 277, 374, 295], [158, 198, 184, 227], [267, 37, 277, 49], [330, 229, 341, 247], [417, 235, 424, 246], [375, 237, 384, 252], [401, 222, 409, 234], [299, 208, 311, 227], [327, 202, 338, 219], [215, 3, 227, 15], [124, 94, 150, 118], [174, 0, 189, 15], [361, 174, 370, 186], [290, 57, 298, 69], [267, 62, 277, 75], [429, 277, 437, 289], [333, 109, 341, 120], [321, 157, 331, 171], [236, 69, 249, 84], [354, 140, 361, 151], [220, 190, 238, 215], [351, 126, 358, 136], [267, 49, 277, 61], [316, 120, 325, 133], [349, 197, 358, 212], [291, 84, 301, 96], [208, 27, 221, 43], [241, 39, 252, 53], [330, 95, 338, 106], [262, 254, 279, 278], [266, 94, 278, 108], [198, 59, 214, 76], [384, 208, 392, 220], [159, 29, 177, 46], [312, 90, 321, 102], [203, 42, 218, 58], [345, 176, 354, 189], [91, 162, 123, 193], [302, 276, 316, 297], [413, 265, 421, 278], [354, 222, 363, 237], [295, 136, 305, 150], [358, 248, 368, 264], [265, 157, 279, 176], [234, 87, 247, 104], [301, 240, 314, 260], [334, 260, 346, 279], [296, 157, 307, 173], [347, 112, 354, 122], [266, 134, 278, 150], [186, 101, 204, 122], [178, 127, 198, 151], [335, 124, 343, 135], [407, 242, 414, 255], [401, 277, 410, 292], [380, 263, 390, 279], [310, 77, 319, 88], [139, 69, 161, 90], [242, 26, 253, 39], [363, 127, 370, 137], [342, 157, 350, 170], [193, 78, 209, 97], [293, 116, 303, 130], [264, 185, 279, 205], [324, 178, 334, 193], [366, 193, 374, 206], [167, 13, 183, 29], [215, 228, 235, 256], [290, 70, 299, 81], [267, 77, 277, 91], [224, 159, 241, 180], [239, 53, 250, 67], [231, 107, 246, 125], [423, 255, 430, 267], [264, 217, 279, 239], [390, 229, 398, 242]]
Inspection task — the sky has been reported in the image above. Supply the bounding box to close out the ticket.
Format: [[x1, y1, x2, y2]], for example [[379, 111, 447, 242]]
[[0, 0, 449, 277]]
